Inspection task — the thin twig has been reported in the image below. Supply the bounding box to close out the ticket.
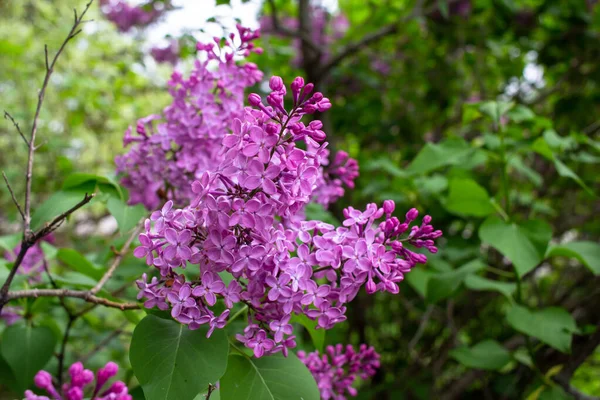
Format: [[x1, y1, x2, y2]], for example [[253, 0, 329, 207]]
[[408, 305, 434, 352], [3, 111, 29, 146], [23, 0, 94, 236], [35, 193, 95, 239], [2, 171, 25, 219], [5, 289, 139, 310], [90, 222, 142, 295]]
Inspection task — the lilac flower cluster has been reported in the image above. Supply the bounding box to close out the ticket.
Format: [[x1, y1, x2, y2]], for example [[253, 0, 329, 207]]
[[150, 39, 179, 65], [260, 6, 349, 67], [99, 0, 166, 33], [298, 344, 380, 400], [25, 362, 131, 400], [1, 235, 54, 325], [132, 73, 441, 357], [116, 25, 264, 210], [117, 26, 356, 211]]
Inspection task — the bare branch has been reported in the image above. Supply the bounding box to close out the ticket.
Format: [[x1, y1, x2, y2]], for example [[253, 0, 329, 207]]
[[266, 0, 321, 55], [2, 171, 24, 219], [34, 193, 95, 240], [24, 0, 94, 237], [318, 0, 458, 79], [90, 222, 142, 295], [5, 289, 140, 311], [408, 305, 434, 352], [0, 193, 94, 312], [80, 323, 127, 364], [3, 111, 29, 146]]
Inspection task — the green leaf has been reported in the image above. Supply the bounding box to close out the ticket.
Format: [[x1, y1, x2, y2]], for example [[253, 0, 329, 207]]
[[438, 0, 449, 19], [450, 340, 511, 370], [106, 197, 147, 233], [30, 189, 94, 231], [479, 101, 514, 125], [444, 178, 494, 217], [407, 138, 473, 175], [57, 248, 103, 280], [507, 105, 535, 123], [304, 203, 340, 226], [0, 352, 20, 394], [479, 216, 552, 277], [506, 305, 578, 353], [546, 241, 600, 275], [291, 313, 325, 352], [130, 315, 229, 400], [1, 324, 57, 392], [426, 259, 486, 303], [0, 233, 21, 252], [464, 274, 516, 300], [220, 353, 320, 400], [405, 268, 433, 298], [553, 159, 595, 196]]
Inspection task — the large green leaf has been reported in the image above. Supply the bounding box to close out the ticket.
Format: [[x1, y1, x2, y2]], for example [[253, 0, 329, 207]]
[[479, 216, 552, 277], [464, 274, 516, 300], [0, 352, 20, 394], [506, 305, 578, 353], [1, 324, 57, 392], [220, 353, 320, 400], [546, 241, 600, 275], [407, 138, 473, 175], [57, 248, 103, 280], [130, 315, 229, 400], [426, 259, 486, 303], [450, 340, 511, 370], [291, 313, 325, 352], [444, 178, 494, 217], [106, 197, 147, 233]]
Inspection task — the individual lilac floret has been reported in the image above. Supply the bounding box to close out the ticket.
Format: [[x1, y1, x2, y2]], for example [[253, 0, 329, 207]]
[[150, 40, 179, 65], [24, 361, 131, 400], [298, 344, 380, 400]]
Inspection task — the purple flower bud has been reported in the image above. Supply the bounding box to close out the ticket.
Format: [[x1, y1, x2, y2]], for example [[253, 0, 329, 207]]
[[248, 93, 262, 107], [406, 208, 419, 222], [269, 76, 284, 91], [383, 200, 395, 215], [34, 371, 53, 390]]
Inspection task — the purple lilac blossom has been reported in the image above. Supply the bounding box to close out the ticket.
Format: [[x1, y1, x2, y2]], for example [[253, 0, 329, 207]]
[[24, 361, 131, 400], [128, 67, 442, 358], [150, 40, 179, 65], [298, 344, 380, 400], [99, 0, 165, 32]]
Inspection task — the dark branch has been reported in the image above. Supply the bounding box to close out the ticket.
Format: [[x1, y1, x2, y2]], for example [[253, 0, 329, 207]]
[[2, 171, 24, 219], [3, 111, 29, 146], [266, 0, 321, 55], [5, 289, 140, 310]]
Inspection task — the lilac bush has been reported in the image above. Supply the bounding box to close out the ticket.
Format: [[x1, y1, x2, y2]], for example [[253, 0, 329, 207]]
[[122, 27, 441, 360], [24, 362, 131, 400], [299, 344, 380, 400]]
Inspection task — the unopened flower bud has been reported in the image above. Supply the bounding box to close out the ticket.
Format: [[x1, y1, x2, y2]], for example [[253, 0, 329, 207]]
[[269, 76, 284, 91], [248, 93, 262, 107]]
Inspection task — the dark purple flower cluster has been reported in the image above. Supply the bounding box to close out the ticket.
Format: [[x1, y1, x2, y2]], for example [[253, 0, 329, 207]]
[[115, 25, 264, 210], [150, 39, 179, 65], [99, 0, 165, 33], [131, 73, 441, 357], [298, 344, 380, 400], [25, 362, 131, 400]]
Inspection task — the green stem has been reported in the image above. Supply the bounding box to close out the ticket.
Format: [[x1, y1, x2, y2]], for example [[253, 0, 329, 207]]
[[226, 305, 248, 327], [498, 122, 511, 218]]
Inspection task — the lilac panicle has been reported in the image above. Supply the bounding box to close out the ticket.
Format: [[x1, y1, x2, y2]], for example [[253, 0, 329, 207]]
[[127, 66, 441, 358], [298, 344, 380, 400], [24, 361, 131, 400]]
